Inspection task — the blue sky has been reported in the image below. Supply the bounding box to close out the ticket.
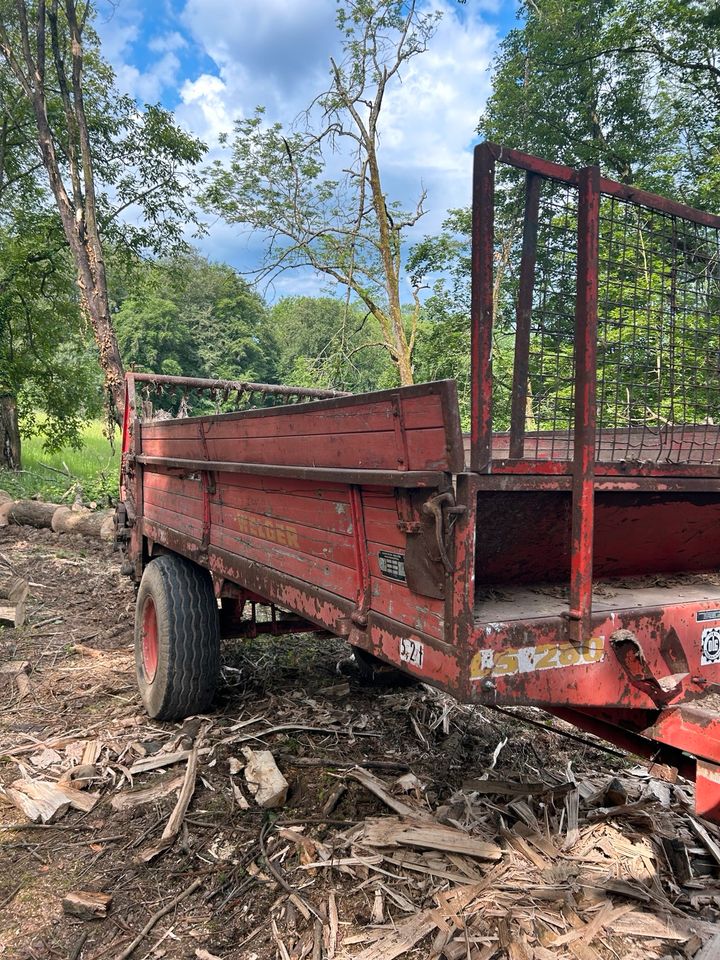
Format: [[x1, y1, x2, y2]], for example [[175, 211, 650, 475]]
[[95, 0, 520, 296]]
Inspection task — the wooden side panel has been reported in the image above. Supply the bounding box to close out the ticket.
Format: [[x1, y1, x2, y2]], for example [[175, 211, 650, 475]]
[[140, 466, 446, 643], [362, 488, 445, 641], [141, 381, 463, 473], [143, 470, 204, 541]]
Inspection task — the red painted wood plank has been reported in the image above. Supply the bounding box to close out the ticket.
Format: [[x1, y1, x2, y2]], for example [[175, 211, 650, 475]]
[[211, 524, 357, 599], [210, 504, 357, 570], [405, 428, 454, 470], [143, 487, 205, 520], [144, 501, 204, 540], [144, 429, 455, 472], [217, 472, 350, 502], [360, 489, 396, 510], [369, 576, 444, 639], [142, 430, 402, 469], [143, 471, 203, 501], [215, 484, 353, 536], [364, 509, 405, 550]]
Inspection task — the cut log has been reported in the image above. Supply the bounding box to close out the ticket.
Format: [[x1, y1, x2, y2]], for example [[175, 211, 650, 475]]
[[62, 891, 113, 920], [0, 490, 12, 504], [51, 507, 114, 541], [5, 501, 61, 528], [0, 577, 29, 627]]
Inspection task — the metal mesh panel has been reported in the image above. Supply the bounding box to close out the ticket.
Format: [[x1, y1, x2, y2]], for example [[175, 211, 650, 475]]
[[524, 179, 579, 459], [493, 167, 720, 466], [596, 196, 720, 463]]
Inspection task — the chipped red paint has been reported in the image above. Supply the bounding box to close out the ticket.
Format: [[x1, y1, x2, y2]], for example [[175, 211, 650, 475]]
[[118, 144, 720, 824]]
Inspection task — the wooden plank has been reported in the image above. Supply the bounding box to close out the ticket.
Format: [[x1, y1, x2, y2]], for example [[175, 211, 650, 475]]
[[211, 525, 358, 599], [144, 502, 204, 541], [214, 484, 354, 536], [364, 507, 405, 550], [218, 472, 350, 500], [210, 505, 357, 570], [368, 575, 444, 639]]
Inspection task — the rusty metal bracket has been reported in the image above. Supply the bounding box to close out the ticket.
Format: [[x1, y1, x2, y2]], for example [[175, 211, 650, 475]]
[[422, 492, 466, 573], [610, 629, 684, 705]]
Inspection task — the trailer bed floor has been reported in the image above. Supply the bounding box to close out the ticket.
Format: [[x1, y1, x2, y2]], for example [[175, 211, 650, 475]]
[[474, 573, 720, 623]]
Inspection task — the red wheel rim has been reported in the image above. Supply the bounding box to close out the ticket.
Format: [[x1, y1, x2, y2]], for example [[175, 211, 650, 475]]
[[141, 597, 159, 683]]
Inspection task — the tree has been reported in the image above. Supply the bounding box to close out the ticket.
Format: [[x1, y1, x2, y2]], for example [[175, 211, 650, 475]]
[[270, 296, 393, 393], [0, 0, 205, 421], [0, 208, 103, 467], [112, 252, 277, 386], [203, 0, 441, 386], [409, 0, 720, 435]]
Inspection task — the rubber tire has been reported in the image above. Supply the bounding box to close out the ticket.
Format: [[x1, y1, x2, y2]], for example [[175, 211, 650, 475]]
[[134, 554, 220, 720]]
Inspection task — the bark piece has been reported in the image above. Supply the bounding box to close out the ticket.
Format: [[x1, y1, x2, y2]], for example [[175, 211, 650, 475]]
[[137, 734, 203, 862], [349, 767, 429, 819], [110, 773, 185, 811], [359, 815, 502, 861], [0, 577, 28, 627], [242, 747, 288, 808], [62, 891, 112, 920]]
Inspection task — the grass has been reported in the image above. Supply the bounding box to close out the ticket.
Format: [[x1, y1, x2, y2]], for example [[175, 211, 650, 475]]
[[0, 420, 120, 506]]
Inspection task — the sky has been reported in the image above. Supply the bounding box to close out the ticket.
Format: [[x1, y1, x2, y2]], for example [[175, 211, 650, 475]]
[[95, 0, 520, 298]]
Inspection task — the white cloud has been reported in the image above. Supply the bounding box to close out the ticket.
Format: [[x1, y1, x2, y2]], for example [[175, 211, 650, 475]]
[[97, 0, 500, 286], [180, 74, 234, 143], [148, 30, 188, 54]]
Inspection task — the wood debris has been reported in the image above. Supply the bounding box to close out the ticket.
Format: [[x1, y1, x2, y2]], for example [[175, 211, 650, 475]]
[[3, 523, 720, 960], [242, 747, 289, 808], [3, 778, 98, 823], [359, 815, 502, 861], [62, 891, 113, 920]]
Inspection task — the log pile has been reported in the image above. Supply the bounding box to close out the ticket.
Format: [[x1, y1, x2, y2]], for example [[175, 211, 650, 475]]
[[0, 491, 113, 541]]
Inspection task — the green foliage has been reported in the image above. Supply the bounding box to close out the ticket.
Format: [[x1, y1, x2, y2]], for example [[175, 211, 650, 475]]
[[0, 419, 119, 504], [0, 208, 102, 452], [269, 296, 393, 393], [112, 252, 277, 384]]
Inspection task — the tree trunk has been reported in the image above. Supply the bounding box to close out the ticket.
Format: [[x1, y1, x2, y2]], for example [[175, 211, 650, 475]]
[[0, 395, 21, 469], [5, 500, 60, 527], [51, 506, 114, 540]]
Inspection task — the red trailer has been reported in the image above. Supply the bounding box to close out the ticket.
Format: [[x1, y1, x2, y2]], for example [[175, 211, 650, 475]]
[[117, 143, 720, 823]]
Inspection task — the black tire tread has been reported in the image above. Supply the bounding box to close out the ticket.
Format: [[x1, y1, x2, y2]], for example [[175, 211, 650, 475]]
[[135, 554, 220, 720]]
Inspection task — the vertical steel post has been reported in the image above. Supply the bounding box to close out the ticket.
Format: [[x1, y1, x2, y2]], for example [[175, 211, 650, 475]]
[[568, 166, 600, 642], [471, 143, 495, 472], [509, 172, 541, 460]]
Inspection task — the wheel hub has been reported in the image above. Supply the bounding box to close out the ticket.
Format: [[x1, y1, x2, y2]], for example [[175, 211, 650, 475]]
[[141, 597, 159, 682]]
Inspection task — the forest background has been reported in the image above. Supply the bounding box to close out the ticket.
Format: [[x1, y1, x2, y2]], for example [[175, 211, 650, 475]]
[[1, 0, 718, 501]]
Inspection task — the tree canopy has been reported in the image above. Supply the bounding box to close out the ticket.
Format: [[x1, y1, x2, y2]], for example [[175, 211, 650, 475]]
[[202, 0, 441, 386]]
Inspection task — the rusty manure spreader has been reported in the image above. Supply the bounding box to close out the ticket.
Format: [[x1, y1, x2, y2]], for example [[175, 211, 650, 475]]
[[116, 143, 720, 823]]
